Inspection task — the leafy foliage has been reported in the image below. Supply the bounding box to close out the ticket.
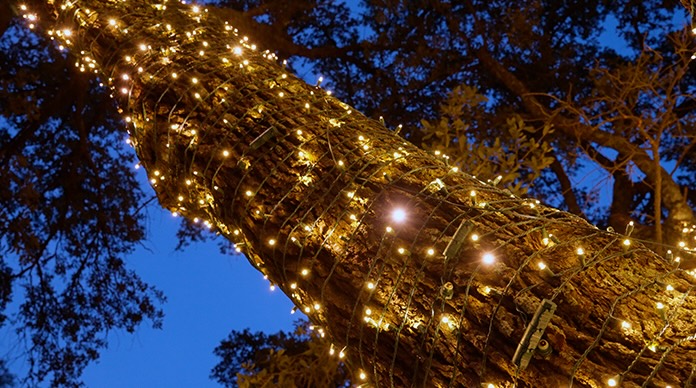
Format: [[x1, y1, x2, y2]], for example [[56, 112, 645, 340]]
[[0, 18, 164, 386], [0, 359, 14, 388], [421, 85, 555, 196], [211, 320, 349, 387]]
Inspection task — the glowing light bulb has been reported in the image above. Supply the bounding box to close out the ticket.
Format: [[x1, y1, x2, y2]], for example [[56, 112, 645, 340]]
[[607, 378, 617, 387], [482, 252, 496, 265], [359, 371, 367, 380], [391, 208, 407, 223], [367, 282, 375, 289], [471, 233, 479, 242], [656, 302, 664, 309], [538, 262, 547, 270], [301, 268, 309, 276], [427, 248, 435, 256], [268, 239, 276, 246], [577, 247, 585, 255], [621, 321, 631, 329]]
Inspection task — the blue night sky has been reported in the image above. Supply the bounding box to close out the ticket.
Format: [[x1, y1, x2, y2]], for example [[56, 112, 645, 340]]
[[0, 167, 299, 387], [77, 174, 299, 387]]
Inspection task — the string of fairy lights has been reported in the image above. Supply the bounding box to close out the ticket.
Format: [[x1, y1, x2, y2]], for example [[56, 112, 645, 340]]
[[18, 0, 696, 386]]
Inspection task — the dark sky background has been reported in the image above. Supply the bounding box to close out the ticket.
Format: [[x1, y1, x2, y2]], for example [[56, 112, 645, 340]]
[[0, 2, 688, 386]]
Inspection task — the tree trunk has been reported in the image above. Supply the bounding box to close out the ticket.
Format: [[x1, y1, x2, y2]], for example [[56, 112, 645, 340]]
[[26, 1, 696, 386]]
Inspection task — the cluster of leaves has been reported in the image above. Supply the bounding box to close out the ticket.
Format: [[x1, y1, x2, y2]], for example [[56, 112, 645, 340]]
[[0, 16, 164, 386], [211, 320, 349, 387], [421, 85, 555, 196], [0, 359, 13, 388]]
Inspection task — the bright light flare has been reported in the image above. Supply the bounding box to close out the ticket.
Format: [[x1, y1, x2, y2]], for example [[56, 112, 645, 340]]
[[391, 208, 407, 223]]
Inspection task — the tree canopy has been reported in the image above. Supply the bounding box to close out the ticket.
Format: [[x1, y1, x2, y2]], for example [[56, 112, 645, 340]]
[[0, 0, 695, 386], [0, 4, 164, 385], [211, 320, 349, 387]]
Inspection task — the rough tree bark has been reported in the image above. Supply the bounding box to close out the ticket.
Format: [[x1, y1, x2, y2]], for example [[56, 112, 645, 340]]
[[23, 1, 696, 386]]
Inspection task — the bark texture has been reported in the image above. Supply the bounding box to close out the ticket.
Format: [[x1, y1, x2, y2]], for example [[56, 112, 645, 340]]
[[27, 1, 696, 386]]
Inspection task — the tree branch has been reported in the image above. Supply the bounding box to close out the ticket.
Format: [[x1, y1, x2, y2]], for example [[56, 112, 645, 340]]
[[548, 156, 585, 218], [474, 45, 695, 229]]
